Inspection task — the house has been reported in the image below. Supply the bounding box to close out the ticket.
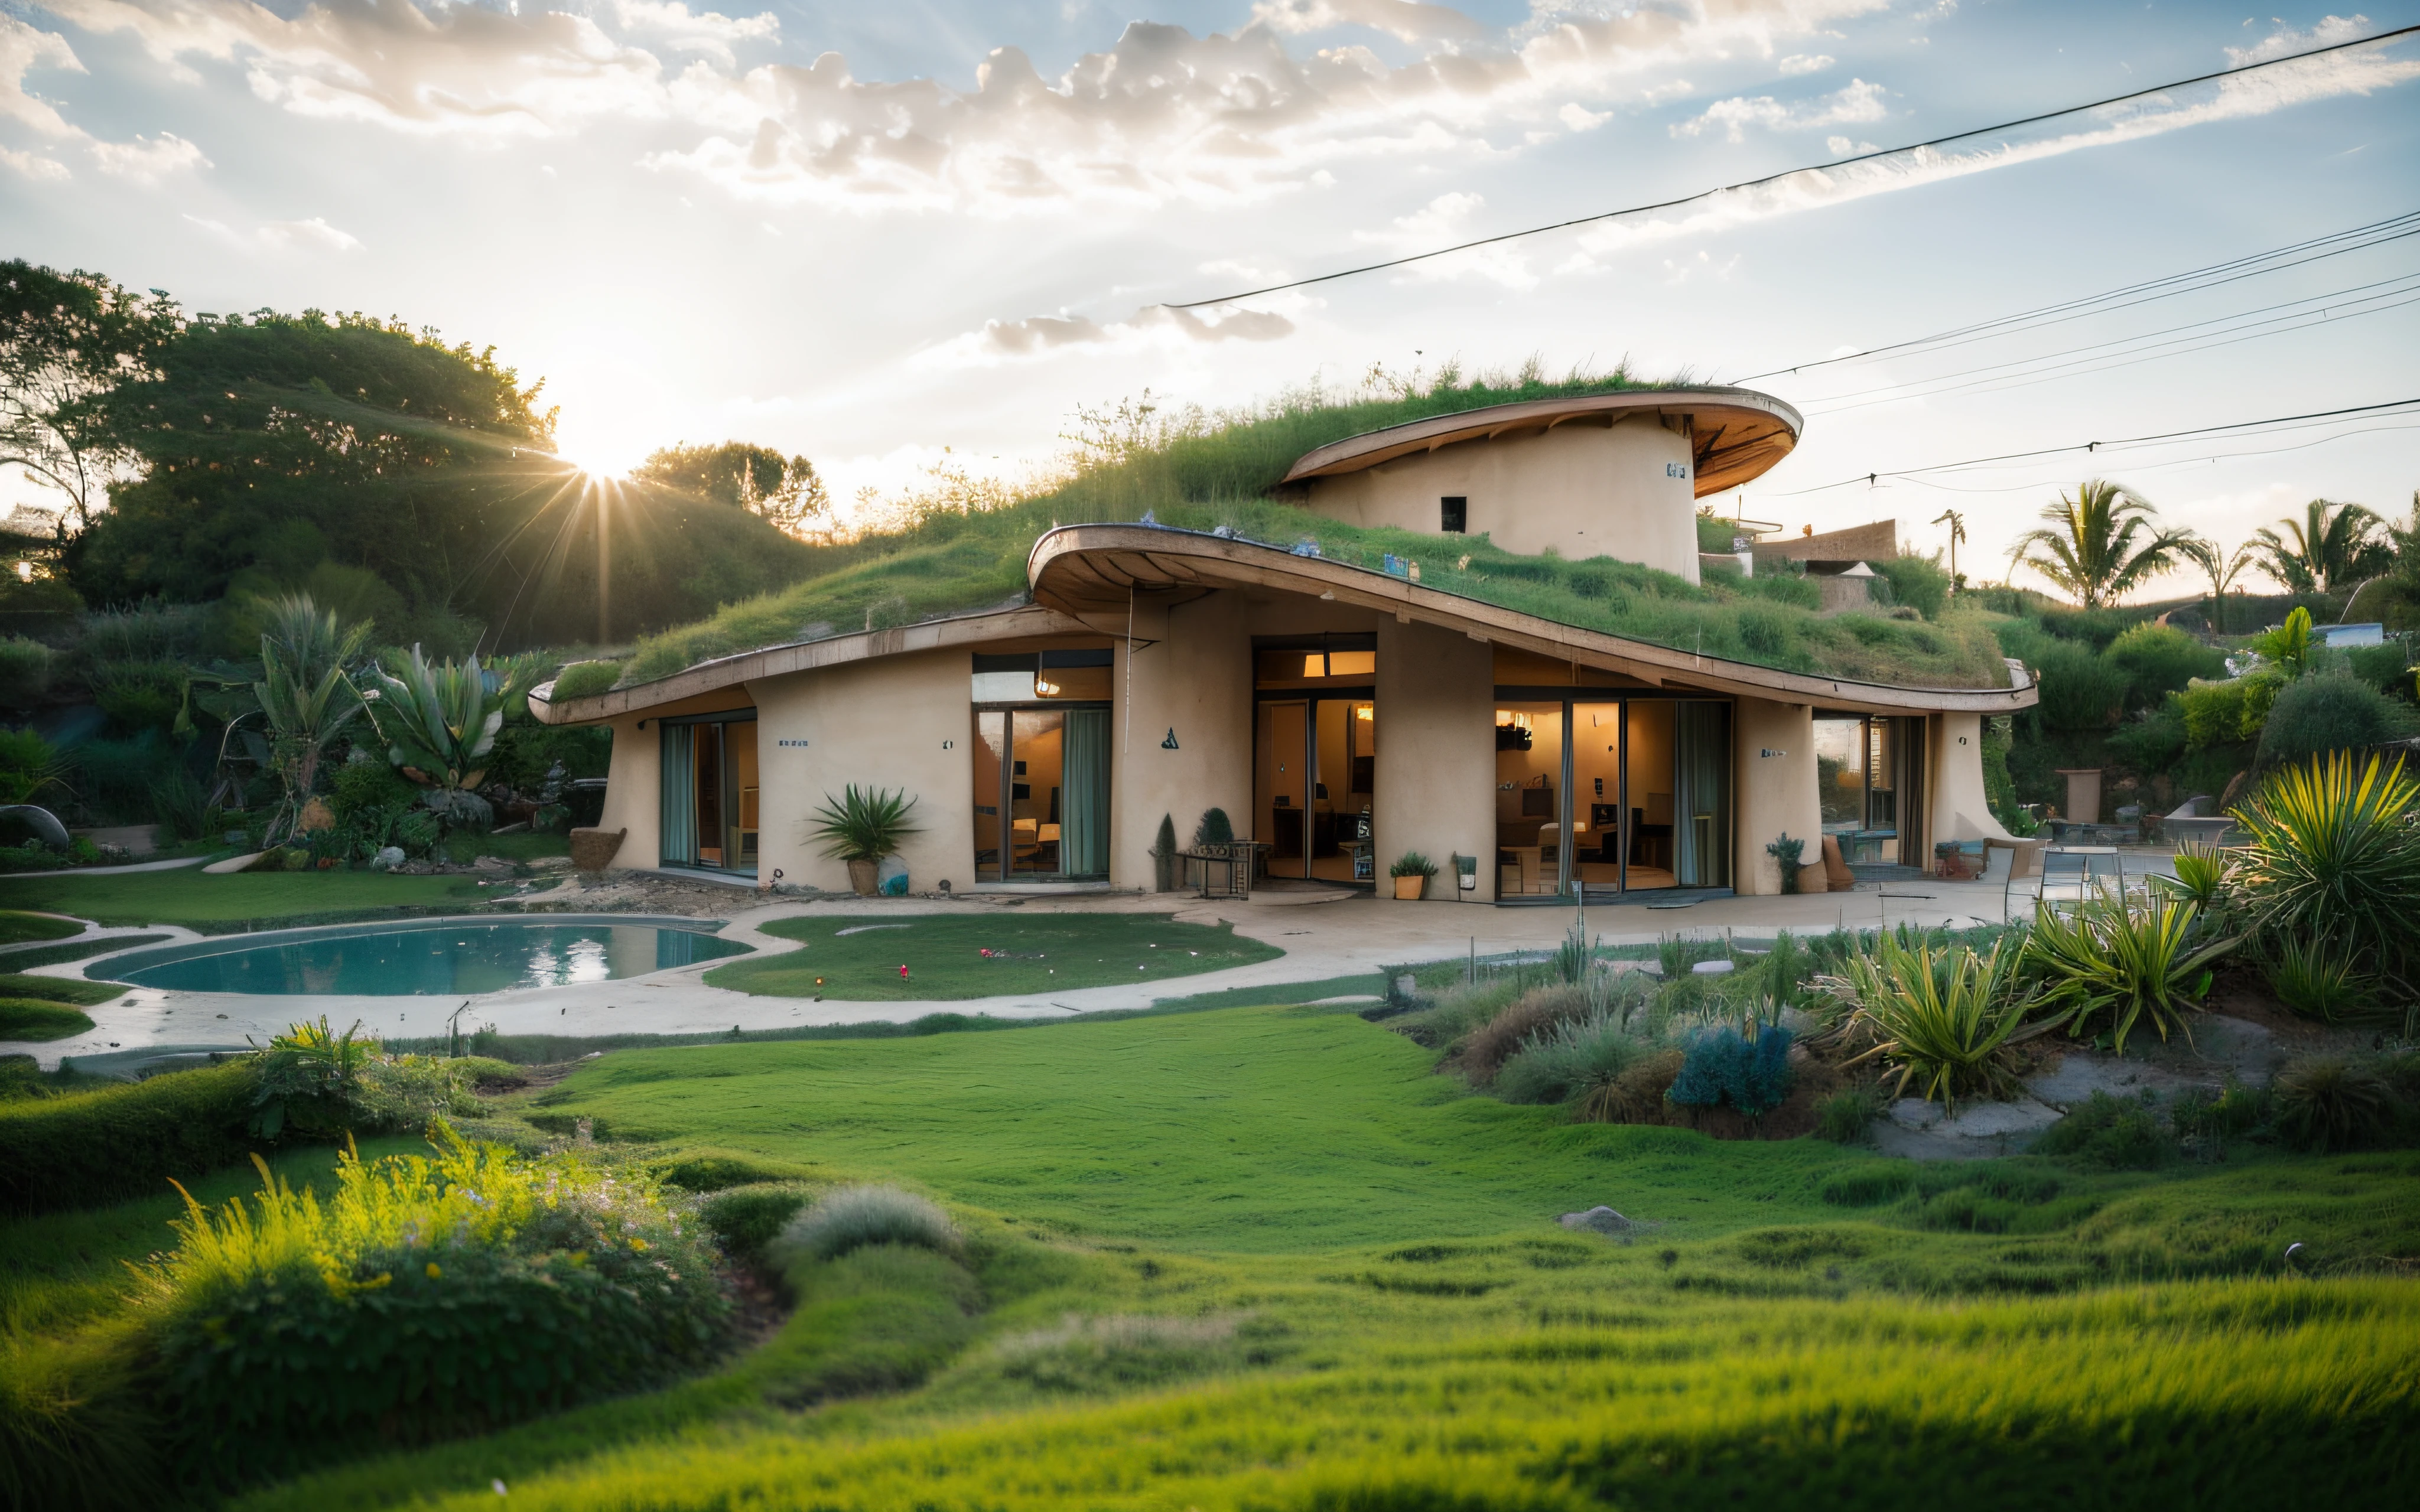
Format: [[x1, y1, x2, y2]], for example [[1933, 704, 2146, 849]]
[[529, 385, 2035, 901]]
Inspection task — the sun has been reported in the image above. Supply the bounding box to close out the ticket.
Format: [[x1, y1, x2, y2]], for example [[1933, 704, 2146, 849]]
[[551, 418, 651, 482]]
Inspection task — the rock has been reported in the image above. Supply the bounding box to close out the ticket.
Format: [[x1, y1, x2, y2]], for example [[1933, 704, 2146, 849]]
[[1558, 1205, 1632, 1236], [369, 846, 406, 872], [1690, 959, 1733, 976]]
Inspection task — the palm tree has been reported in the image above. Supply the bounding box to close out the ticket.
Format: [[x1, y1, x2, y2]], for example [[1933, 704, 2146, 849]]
[[1931, 509, 1967, 589], [2177, 537, 2256, 634], [2008, 480, 2191, 610], [2253, 498, 2390, 595]]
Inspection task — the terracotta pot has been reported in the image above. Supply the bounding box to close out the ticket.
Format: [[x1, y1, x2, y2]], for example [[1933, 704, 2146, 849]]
[[1393, 875, 1427, 901], [847, 858, 880, 896]]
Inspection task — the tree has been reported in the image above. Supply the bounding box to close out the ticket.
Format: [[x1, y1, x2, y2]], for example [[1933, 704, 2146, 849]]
[[2008, 480, 2192, 610], [2178, 537, 2257, 634], [1931, 509, 1967, 590], [0, 261, 180, 526], [2253, 498, 2390, 596], [630, 441, 832, 539]]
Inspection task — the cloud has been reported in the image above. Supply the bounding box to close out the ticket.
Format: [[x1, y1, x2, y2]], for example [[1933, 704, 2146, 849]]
[[0, 144, 71, 180], [184, 211, 363, 252], [1251, 0, 1486, 44], [1557, 100, 1609, 129], [1777, 53, 1832, 75], [922, 301, 1298, 367], [609, 0, 776, 69], [90, 129, 207, 179], [1825, 133, 1876, 154], [1672, 77, 1886, 142], [2225, 13, 2372, 66], [1, 15, 87, 138]]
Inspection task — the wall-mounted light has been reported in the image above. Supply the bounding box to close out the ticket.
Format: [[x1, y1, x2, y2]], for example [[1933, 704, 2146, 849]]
[[1034, 676, 1061, 697], [1162, 728, 1180, 750]]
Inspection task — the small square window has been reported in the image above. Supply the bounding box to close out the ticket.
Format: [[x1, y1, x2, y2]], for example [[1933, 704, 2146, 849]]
[[1440, 496, 1467, 533]]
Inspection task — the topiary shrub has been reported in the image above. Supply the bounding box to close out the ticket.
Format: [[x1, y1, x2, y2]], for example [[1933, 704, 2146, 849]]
[[145, 1125, 730, 1486], [1193, 807, 1234, 848], [2255, 670, 2420, 767], [780, 1183, 959, 1261]]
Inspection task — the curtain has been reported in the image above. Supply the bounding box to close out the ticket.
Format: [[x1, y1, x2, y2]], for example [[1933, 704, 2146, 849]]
[[659, 724, 695, 865], [1672, 702, 1731, 888], [1062, 706, 1112, 877]]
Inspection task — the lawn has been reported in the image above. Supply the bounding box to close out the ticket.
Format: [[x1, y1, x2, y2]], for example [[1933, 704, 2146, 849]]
[[0, 910, 81, 945], [0, 1000, 96, 1041], [0, 869, 489, 932], [702, 911, 1283, 1002]]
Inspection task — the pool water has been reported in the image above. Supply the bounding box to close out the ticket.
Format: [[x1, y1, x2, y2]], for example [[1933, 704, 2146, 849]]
[[106, 921, 750, 996]]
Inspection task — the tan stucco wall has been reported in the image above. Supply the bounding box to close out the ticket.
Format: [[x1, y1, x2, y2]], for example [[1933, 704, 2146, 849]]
[[1375, 618, 1496, 903], [749, 650, 975, 892], [1301, 415, 1700, 582], [1731, 696, 1820, 897], [594, 712, 660, 870], [1928, 712, 2015, 845], [1111, 592, 1253, 889]]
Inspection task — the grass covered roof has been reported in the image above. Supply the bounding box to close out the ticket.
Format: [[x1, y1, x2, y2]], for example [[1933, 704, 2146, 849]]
[[591, 373, 2009, 695]]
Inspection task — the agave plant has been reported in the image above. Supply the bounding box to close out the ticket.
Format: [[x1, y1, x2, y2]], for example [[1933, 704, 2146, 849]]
[[2228, 752, 2420, 1007], [2154, 842, 2228, 909], [363, 646, 545, 799], [253, 596, 374, 842], [810, 784, 921, 862], [1825, 934, 2047, 1112], [2022, 897, 2232, 1054]]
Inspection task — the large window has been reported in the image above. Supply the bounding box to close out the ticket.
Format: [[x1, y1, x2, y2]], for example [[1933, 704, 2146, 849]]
[[1814, 713, 1923, 864], [659, 711, 757, 873], [972, 650, 1112, 882], [1492, 694, 1731, 899], [1253, 634, 1378, 885]]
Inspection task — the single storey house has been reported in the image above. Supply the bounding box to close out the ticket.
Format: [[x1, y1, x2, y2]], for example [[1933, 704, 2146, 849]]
[[530, 385, 2034, 901]]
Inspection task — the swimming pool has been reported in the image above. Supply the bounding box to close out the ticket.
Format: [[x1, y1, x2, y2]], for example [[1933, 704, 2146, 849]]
[[98, 917, 752, 996]]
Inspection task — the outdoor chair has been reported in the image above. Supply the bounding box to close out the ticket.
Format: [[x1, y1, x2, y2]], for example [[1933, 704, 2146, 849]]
[[2032, 846, 2121, 914]]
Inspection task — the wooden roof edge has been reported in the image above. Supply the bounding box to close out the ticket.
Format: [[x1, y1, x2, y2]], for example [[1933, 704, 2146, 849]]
[[1030, 524, 2035, 714], [1279, 386, 1806, 487], [525, 603, 1094, 725]]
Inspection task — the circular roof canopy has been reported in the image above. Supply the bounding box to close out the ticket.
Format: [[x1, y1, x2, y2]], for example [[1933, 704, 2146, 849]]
[[1280, 385, 1803, 499]]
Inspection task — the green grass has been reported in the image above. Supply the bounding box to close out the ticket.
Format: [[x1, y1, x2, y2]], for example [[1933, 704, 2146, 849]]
[[0, 911, 80, 946], [596, 374, 2010, 694], [0, 1001, 96, 1042], [0, 869, 487, 933], [0, 934, 171, 970], [0, 975, 126, 1008], [702, 912, 1283, 1001]]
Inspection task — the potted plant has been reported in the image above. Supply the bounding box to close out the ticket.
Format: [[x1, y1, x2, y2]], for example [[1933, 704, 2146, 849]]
[[812, 785, 921, 895], [1390, 850, 1437, 901]]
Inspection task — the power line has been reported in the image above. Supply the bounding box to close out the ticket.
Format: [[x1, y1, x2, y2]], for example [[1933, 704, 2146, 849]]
[[1769, 397, 2420, 496], [1164, 25, 2420, 310], [1740, 212, 2420, 383]]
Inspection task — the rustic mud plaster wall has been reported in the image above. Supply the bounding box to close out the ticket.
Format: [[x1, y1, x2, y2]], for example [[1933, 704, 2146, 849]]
[[1376, 619, 1496, 902], [1732, 696, 1819, 897], [1111, 591, 1253, 889], [1303, 415, 1700, 581], [749, 650, 973, 893], [1929, 712, 2015, 844], [591, 689, 752, 872]]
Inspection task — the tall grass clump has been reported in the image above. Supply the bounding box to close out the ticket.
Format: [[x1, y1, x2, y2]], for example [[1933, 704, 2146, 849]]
[[2021, 897, 2231, 1053], [139, 1125, 728, 1485], [1823, 936, 2044, 1111], [2228, 752, 2420, 1018], [780, 1183, 959, 1261]]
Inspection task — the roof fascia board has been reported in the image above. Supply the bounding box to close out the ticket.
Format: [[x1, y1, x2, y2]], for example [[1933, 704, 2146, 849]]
[[526, 604, 1093, 725]]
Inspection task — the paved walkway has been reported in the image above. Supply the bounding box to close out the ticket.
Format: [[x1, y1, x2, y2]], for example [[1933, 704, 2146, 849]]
[[9, 874, 2123, 1072]]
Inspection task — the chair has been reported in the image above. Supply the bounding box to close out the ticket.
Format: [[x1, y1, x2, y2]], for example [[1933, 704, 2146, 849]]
[[2034, 846, 2120, 914]]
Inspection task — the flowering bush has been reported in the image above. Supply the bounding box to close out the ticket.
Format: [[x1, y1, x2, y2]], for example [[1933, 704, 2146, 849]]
[[141, 1123, 730, 1483]]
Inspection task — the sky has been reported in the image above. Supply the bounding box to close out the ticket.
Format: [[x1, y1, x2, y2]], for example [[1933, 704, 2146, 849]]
[[5, 0, 2418, 596]]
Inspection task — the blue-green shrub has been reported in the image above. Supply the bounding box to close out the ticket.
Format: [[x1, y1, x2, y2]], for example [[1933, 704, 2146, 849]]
[[1667, 1025, 1795, 1117]]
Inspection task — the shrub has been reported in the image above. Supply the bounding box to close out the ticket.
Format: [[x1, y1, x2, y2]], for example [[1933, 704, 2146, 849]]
[[0, 998, 95, 1041], [1193, 807, 1234, 847], [142, 1126, 730, 1484], [1497, 1008, 1644, 1113], [0, 1062, 262, 1214], [2255, 670, 2419, 767], [2260, 934, 2376, 1022], [2229, 752, 2420, 1002], [2031, 641, 2129, 730], [2106, 623, 2225, 705], [1388, 849, 1437, 879], [0, 635, 53, 706], [1871, 554, 1950, 621], [698, 1181, 815, 1256], [2031, 1090, 2169, 1169], [0, 726, 66, 806], [1826, 936, 2040, 1111], [1456, 985, 1584, 1084], [1666, 1025, 1794, 1118], [780, 1183, 959, 1261], [2273, 1055, 2393, 1152], [2172, 1080, 2272, 1157], [2177, 679, 2255, 749], [89, 658, 186, 732], [2021, 897, 2229, 1054], [1813, 1087, 1882, 1143], [2106, 706, 2187, 774], [1816, 1161, 1911, 1205], [549, 659, 623, 700], [809, 786, 920, 863]]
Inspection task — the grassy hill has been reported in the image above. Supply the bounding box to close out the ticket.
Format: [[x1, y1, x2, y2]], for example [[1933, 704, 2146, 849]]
[[567, 374, 2008, 696]]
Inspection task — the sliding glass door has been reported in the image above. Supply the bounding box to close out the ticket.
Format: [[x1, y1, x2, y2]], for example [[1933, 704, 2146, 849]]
[[659, 711, 758, 874], [971, 703, 1111, 882], [1492, 693, 1731, 899], [1814, 713, 1923, 865]]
